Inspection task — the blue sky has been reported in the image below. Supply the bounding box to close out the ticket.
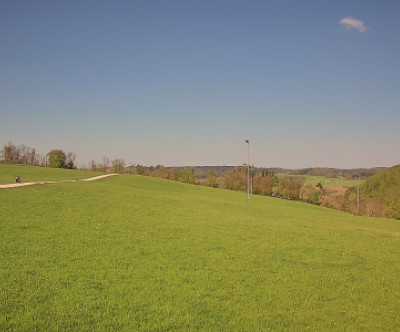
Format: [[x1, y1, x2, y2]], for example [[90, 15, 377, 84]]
[[1, 0, 399, 168]]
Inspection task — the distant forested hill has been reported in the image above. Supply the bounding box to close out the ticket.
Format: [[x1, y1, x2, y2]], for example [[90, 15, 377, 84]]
[[344, 165, 400, 219], [267, 167, 386, 178], [183, 166, 385, 179]]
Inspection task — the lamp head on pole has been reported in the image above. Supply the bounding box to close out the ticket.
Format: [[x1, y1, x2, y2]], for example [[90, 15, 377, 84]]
[[245, 139, 249, 144]]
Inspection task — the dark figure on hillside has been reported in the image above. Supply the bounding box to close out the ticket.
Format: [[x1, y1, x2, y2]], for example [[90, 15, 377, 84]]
[[15, 175, 21, 183]]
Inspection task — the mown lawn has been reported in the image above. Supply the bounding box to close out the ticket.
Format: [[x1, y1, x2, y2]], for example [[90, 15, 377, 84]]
[[1, 174, 399, 330], [0, 164, 103, 184]]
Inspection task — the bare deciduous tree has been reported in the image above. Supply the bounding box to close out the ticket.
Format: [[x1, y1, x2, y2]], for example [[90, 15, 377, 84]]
[[111, 159, 125, 174]]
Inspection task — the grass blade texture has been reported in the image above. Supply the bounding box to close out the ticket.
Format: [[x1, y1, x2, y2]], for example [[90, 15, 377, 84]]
[[1, 175, 399, 330]]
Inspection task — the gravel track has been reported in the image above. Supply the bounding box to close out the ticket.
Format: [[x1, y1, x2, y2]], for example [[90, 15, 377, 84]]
[[0, 174, 119, 189]]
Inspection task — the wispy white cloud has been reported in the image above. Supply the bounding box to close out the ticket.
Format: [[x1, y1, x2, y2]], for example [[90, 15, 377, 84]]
[[338, 17, 369, 32]]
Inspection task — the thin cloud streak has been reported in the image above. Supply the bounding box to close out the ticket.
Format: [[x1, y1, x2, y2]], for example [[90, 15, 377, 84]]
[[339, 17, 369, 32]]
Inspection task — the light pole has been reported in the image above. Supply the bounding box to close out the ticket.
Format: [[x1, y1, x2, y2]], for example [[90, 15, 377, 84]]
[[356, 175, 361, 216], [245, 139, 250, 204]]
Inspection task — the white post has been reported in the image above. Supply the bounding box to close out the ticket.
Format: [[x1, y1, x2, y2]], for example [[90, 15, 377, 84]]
[[245, 139, 250, 204], [356, 175, 360, 216]]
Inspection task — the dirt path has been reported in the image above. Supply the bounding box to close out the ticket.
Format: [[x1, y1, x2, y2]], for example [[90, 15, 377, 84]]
[[0, 174, 119, 189]]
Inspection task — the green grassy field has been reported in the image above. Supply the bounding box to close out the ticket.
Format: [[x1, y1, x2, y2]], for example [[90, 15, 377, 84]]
[[276, 172, 362, 188], [302, 175, 362, 188], [1, 171, 399, 330], [0, 164, 103, 184]]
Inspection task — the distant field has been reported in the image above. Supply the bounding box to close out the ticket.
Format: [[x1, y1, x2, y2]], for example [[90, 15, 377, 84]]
[[0, 164, 103, 184], [1, 172, 399, 330], [302, 175, 362, 188], [276, 172, 362, 188]]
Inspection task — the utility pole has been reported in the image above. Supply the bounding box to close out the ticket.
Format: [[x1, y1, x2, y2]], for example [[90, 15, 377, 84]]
[[356, 175, 360, 216], [245, 139, 250, 204]]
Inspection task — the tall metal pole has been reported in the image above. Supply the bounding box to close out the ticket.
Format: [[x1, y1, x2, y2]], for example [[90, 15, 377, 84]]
[[245, 139, 250, 204], [356, 175, 360, 216]]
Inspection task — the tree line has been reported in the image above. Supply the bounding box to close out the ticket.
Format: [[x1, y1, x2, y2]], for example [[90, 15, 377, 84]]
[[127, 164, 400, 219], [1, 142, 128, 174], [1, 142, 76, 169], [342, 164, 400, 219], [3, 141, 397, 219], [125, 164, 305, 200], [89, 158, 126, 174], [1, 142, 40, 165], [265, 167, 386, 179]]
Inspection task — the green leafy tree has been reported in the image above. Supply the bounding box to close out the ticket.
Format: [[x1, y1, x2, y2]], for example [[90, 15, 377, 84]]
[[177, 168, 196, 184], [300, 185, 322, 205], [344, 164, 400, 219], [47, 150, 66, 168]]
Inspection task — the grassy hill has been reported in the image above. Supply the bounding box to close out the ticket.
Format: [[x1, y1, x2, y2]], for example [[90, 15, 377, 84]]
[[0, 164, 103, 184], [1, 171, 399, 330], [345, 164, 400, 219]]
